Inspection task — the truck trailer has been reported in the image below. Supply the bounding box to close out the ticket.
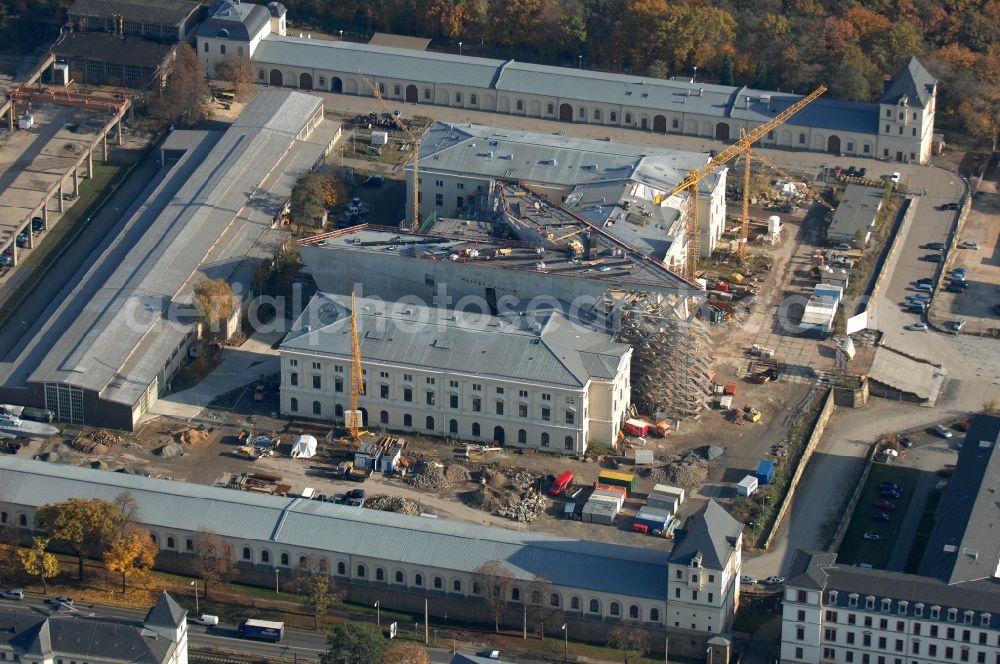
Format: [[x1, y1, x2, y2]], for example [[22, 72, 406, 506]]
[[238, 619, 284, 642]]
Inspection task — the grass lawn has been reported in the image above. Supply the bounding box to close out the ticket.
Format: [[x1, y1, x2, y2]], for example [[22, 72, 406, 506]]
[[837, 462, 921, 567], [0, 162, 129, 329]]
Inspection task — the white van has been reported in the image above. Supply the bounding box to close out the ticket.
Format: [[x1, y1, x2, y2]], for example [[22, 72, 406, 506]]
[[190, 614, 220, 626], [1, 589, 24, 600]]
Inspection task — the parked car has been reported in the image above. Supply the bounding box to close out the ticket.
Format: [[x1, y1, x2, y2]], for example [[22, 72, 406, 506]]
[[889, 172, 901, 183], [915, 277, 934, 286], [872, 499, 896, 510], [920, 254, 943, 262], [880, 487, 902, 499], [899, 437, 913, 448], [958, 241, 979, 249], [45, 596, 73, 607], [15, 231, 29, 248], [906, 323, 928, 331], [949, 268, 966, 277], [31, 217, 44, 233], [924, 242, 945, 251], [1, 589, 24, 600], [951, 318, 966, 331], [764, 576, 785, 585], [845, 166, 858, 177], [190, 614, 220, 626], [740, 575, 758, 585], [937, 202, 959, 210], [914, 283, 933, 292], [945, 285, 965, 293], [863, 532, 882, 542], [871, 512, 891, 522], [906, 305, 927, 314], [912, 293, 931, 301], [345, 488, 366, 506], [858, 167, 867, 177], [933, 424, 953, 438], [879, 482, 903, 492]]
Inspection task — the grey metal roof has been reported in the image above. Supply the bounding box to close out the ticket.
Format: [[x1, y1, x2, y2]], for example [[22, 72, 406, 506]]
[[1, 607, 175, 663], [253, 36, 502, 88], [918, 415, 1000, 584], [0, 90, 323, 408], [53, 32, 175, 69], [251, 35, 898, 134], [419, 122, 715, 193], [668, 500, 742, 569], [785, 551, 999, 621], [266, 1, 285, 17], [67, 0, 200, 25], [144, 591, 186, 628], [280, 293, 630, 388], [196, 0, 270, 41], [0, 457, 670, 600], [826, 184, 884, 242], [881, 56, 937, 108]]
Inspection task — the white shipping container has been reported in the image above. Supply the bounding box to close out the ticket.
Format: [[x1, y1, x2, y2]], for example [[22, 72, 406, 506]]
[[371, 131, 389, 146], [737, 475, 758, 496], [634, 449, 655, 465]]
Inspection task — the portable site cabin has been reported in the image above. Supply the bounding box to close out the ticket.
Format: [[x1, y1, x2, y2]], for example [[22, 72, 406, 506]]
[[582, 500, 618, 525], [756, 460, 775, 485], [597, 470, 636, 493], [737, 475, 758, 496], [380, 443, 404, 473]]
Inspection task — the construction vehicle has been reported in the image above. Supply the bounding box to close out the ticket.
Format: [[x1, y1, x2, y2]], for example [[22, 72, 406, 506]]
[[662, 85, 828, 277], [361, 76, 422, 231], [547, 226, 589, 255], [743, 406, 762, 423]]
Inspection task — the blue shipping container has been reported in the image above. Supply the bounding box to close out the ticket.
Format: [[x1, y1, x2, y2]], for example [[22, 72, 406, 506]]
[[756, 460, 775, 485]]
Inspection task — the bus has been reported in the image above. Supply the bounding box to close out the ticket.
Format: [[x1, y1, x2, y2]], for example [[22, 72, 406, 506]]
[[238, 619, 284, 642], [548, 471, 574, 496]]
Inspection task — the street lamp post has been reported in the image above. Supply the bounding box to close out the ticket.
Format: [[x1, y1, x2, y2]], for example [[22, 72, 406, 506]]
[[274, 568, 280, 595], [190, 580, 198, 614], [578, 55, 582, 69], [561, 623, 568, 661], [339, 30, 344, 40], [375, 601, 380, 628], [458, 41, 463, 56], [707, 646, 713, 664], [665, 636, 669, 664]]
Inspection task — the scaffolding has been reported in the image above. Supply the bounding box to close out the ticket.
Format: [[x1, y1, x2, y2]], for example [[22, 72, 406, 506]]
[[612, 291, 713, 419]]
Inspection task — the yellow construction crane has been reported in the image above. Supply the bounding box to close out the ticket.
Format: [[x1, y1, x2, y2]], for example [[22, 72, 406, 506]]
[[347, 290, 368, 442], [361, 75, 422, 232], [665, 85, 828, 278]]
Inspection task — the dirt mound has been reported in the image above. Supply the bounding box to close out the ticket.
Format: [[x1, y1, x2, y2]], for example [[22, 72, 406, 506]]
[[365, 495, 421, 515], [479, 467, 509, 490], [69, 438, 109, 455], [465, 485, 507, 513], [444, 464, 470, 483], [177, 428, 210, 446], [406, 463, 448, 489], [639, 451, 709, 488], [155, 442, 185, 458]]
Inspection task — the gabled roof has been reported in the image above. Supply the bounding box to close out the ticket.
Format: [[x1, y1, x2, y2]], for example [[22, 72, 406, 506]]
[[880, 56, 937, 108], [280, 293, 631, 389], [786, 550, 838, 590], [144, 592, 185, 629], [669, 500, 743, 569], [196, 0, 269, 41], [12, 618, 52, 657]]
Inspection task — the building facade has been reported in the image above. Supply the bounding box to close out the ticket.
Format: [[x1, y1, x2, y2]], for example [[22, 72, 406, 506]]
[[278, 294, 632, 454], [196, 0, 285, 74], [194, 3, 937, 164], [66, 0, 202, 42]]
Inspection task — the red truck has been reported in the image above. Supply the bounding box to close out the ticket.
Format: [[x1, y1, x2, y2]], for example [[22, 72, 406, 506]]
[[548, 471, 574, 496]]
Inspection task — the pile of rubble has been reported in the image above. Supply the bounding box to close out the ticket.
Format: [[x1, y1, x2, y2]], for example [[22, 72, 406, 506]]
[[155, 442, 185, 458], [68, 438, 109, 455], [177, 428, 210, 446], [88, 429, 122, 446], [365, 495, 421, 515], [639, 451, 710, 488], [466, 485, 507, 513], [444, 464, 471, 483], [406, 463, 448, 489], [502, 468, 536, 491], [479, 467, 510, 490], [496, 490, 547, 522]]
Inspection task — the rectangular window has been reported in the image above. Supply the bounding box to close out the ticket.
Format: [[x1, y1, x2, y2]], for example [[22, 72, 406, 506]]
[[312, 362, 321, 370], [426, 377, 435, 384], [333, 364, 342, 372], [886, 124, 891, 132], [541, 407, 551, 421], [495, 402, 503, 415], [426, 392, 435, 406], [518, 404, 528, 417], [449, 394, 458, 408], [796, 627, 805, 641], [335, 378, 343, 393], [312, 375, 321, 389], [565, 411, 575, 424], [798, 610, 806, 621], [878, 637, 886, 649], [290, 372, 298, 386], [404, 388, 413, 402], [449, 380, 458, 388], [403, 373, 412, 381], [472, 383, 481, 391], [435, 193, 443, 206], [846, 652, 854, 662], [928, 645, 937, 657], [864, 144, 871, 153], [541, 393, 551, 401], [457, 182, 464, 189], [798, 590, 808, 602], [380, 385, 389, 399], [707, 592, 713, 603], [847, 632, 855, 644], [380, 371, 389, 378], [691, 590, 698, 601], [796, 648, 803, 660], [435, 180, 443, 187], [472, 398, 481, 412]]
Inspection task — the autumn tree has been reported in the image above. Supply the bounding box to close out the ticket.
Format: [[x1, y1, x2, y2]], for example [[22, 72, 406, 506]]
[[380, 642, 429, 664], [476, 560, 517, 632], [607, 620, 649, 664], [154, 42, 209, 127], [19, 537, 59, 594], [193, 277, 238, 336], [289, 171, 327, 234], [104, 525, 158, 592], [37, 498, 121, 580], [307, 571, 338, 629], [214, 55, 253, 101], [193, 529, 235, 599]]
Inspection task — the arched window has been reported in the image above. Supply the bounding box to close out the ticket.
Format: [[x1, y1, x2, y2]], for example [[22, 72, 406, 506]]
[[571, 596, 580, 610], [258, 69, 265, 81], [449, 419, 458, 434], [318, 558, 328, 573], [511, 588, 521, 601], [203, 42, 209, 52], [541, 432, 549, 446], [473, 582, 481, 595], [625, 113, 632, 124], [395, 570, 405, 583], [516, 99, 524, 111], [319, 77, 326, 87], [453, 579, 462, 592], [594, 109, 602, 120], [578, 107, 585, 118], [185, 538, 194, 551], [242, 547, 251, 560], [150, 533, 157, 544], [356, 564, 366, 578], [299, 555, 308, 568], [470, 94, 478, 105], [313, 400, 321, 415], [404, 413, 412, 427], [610, 601, 620, 616], [335, 404, 344, 417], [376, 567, 385, 581], [393, 85, 401, 95], [547, 103, 554, 114], [426, 416, 435, 430], [472, 422, 481, 436], [289, 397, 298, 411], [281, 552, 289, 566], [531, 590, 542, 604], [550, 593, 561, 607], [380, 410, 389, 424], [650, 608, 660, 622], [629, 604, 640, 620], [166, 536, 175, 549], [455, 92, 462, 103], [16, 513, 27, 527], [261, 550, 270, 563], [415, 573, 424, 586], [433, 576, 443, 589], [337, 561, 346, 575], [424, 88, 431, 100], [610, 111, 617, 122]]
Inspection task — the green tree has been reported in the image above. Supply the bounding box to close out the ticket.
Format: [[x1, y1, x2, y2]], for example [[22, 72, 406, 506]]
[[720, 53, 734, 85], [321, 622, 389, 664], [37, 498, 121, 580], [289, 172, 327, 234], [751, 61, 769, 89], [646, 59, 669, 79], [18, 537, 59, 594]]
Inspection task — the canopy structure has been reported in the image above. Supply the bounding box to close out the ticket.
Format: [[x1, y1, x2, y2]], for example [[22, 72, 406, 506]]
[[290, 435, 317, 459]]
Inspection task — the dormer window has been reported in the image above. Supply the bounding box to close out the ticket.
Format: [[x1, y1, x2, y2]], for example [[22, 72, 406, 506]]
[[848, 594, 858, 608], [897, 600, 908, 615], [947, 608, 957, 622], [914, 603, 924, 618], [828, 591, 838, 604], [881, 598, 891, 612], [980, 614, 990, 627], [865, 596, 875, 610], [930, 606, 940, 620], [217, 28, 230, 38], [963, 610, 973, 624]]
